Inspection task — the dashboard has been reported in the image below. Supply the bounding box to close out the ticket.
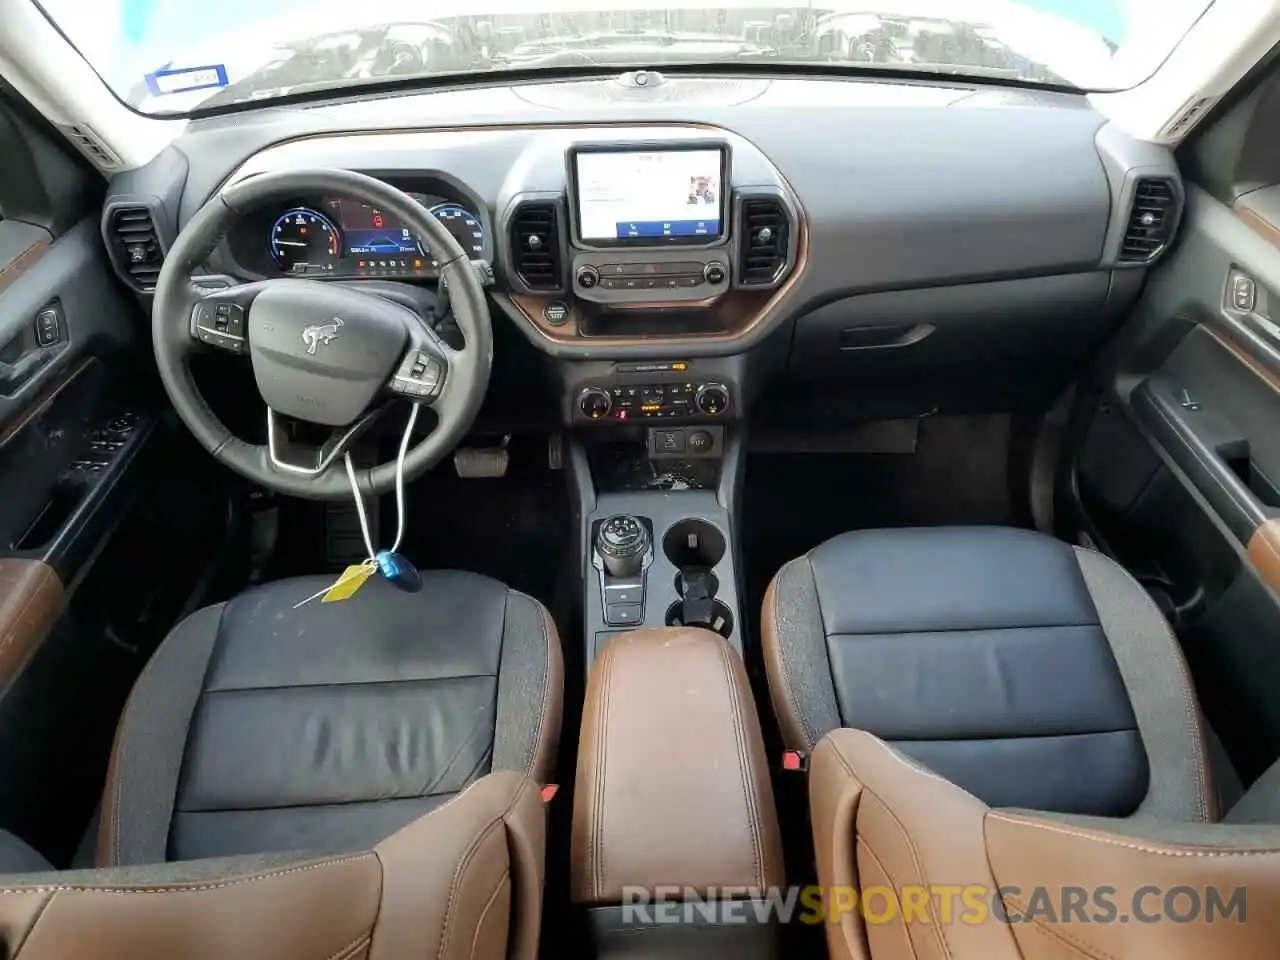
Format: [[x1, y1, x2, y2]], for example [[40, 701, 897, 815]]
[[102, 72, 1186, 429], [223, 185, 490, 280]]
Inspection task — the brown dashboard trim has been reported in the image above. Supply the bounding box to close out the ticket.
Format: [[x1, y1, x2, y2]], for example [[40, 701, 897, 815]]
[[222, 120, 811, 351], [1202, 325, 1280, 395], [1236, 205, 1280, 249], [507, 216, 810, 348]]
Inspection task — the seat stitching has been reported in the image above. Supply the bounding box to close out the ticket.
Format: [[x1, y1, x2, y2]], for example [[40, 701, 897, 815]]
[[854, 838, 922, 960], [717, 639, 764, 891], [0, 853, 376, 894], [1081, 548, 1212, 822], [325, 932, 373, 960], [766, 564, 812, 750], [590, 641, 615, 901], [987, 813, 1280, 855], [468, 870, 510, 960], [829, 743, 952, 960], [1002, 894, 1117, 960], [437, 818, 505, 960], [804, 554, 835, 748], [531, 598, 555, 778]]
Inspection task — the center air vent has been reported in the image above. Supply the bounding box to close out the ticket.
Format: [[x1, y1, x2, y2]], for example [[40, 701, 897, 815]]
[[104, 204, 164, 292], [738, 197, 790, 286], [510, 202, 563, 291], [1118, 179, 1178, 264]]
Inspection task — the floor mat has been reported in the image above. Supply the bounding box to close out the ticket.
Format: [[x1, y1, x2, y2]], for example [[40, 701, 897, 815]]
[[741, 414, 1028, 615]]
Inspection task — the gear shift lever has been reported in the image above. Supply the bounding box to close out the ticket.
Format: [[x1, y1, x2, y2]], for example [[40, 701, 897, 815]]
[[595, 515, 650, 578]]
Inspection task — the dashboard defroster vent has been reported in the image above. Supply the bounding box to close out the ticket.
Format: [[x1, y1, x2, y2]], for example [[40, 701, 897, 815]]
[[738, 197, 789, 286], [1118, 179, 1178, 264], [105, 204, 164, 292], [510, 202, 563, 291]]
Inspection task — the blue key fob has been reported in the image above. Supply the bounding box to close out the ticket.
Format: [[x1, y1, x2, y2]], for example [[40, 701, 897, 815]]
[[375, 550, 423, 592]]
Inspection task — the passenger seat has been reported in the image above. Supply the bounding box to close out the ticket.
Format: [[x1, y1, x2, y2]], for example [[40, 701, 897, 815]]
[[763, 526, 1212, 819], [810, 728, 1280, 958]]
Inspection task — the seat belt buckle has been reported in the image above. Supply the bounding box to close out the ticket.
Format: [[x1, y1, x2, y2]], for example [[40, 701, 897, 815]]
[[541, 784, 559, 803], [781, 750, 808, 773]]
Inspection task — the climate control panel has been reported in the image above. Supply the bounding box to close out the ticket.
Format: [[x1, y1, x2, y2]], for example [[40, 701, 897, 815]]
[[576, 380, 732, 423]]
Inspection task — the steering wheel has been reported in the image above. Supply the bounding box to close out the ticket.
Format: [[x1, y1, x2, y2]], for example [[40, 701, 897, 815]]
[[152, 169, 492, 500]]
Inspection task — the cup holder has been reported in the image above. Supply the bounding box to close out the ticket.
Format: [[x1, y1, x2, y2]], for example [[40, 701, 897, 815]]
[[662, 519, 726, 569], [674, 570, 719, 597], [665, 600, 735, 639]]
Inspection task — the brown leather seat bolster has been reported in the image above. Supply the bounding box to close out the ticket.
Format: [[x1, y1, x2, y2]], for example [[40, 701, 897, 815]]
[[813, 729, 1280, 959], [3, 771, 545, 960], [812, 730, 1023, 960], [571, 628, 784, 904]]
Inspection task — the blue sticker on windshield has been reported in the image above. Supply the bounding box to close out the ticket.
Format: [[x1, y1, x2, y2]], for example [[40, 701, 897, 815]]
[[144, 64, 228, 97]]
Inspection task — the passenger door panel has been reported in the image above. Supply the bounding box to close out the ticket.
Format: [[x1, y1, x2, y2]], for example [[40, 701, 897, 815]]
[[1071, 184, 1280, 784]]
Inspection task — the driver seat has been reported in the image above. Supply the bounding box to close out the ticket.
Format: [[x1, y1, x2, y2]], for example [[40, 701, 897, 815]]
[[96, 569, 563, 866]]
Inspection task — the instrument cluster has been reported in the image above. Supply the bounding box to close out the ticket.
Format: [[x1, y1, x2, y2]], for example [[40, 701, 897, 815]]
[[224, 188, 487, 281]]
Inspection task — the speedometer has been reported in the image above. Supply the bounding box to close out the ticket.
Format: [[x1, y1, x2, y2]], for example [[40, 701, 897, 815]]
[[269, 208, 341, 272], [427, 203, 485, 266]]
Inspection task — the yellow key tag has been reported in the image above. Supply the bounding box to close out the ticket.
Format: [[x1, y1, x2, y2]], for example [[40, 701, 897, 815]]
[[321, 563, 376, 603]]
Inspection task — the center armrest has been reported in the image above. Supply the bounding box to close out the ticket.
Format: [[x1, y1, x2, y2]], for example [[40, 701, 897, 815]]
[[571, 626, 784, 904]]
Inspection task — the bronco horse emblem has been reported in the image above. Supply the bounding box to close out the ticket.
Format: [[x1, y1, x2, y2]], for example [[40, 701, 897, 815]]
[[301, 317, 344, 355]]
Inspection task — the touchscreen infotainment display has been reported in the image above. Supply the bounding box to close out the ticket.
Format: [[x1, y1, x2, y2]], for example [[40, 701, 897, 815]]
[[574, 148, 725, 245]]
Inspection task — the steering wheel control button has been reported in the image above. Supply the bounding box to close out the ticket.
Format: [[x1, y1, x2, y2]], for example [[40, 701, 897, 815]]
[[694, 382, 730, 417], [578, 387, 612, 420], [393, 351, 444, 399], [703, 262, 728, 285], [576, 265, 600, 289], [191, 301, 247, 354], [544, 301, 570, 326]]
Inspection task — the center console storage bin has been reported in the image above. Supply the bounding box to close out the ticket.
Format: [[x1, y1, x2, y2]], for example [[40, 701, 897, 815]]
[[571, 627, 784, 958]]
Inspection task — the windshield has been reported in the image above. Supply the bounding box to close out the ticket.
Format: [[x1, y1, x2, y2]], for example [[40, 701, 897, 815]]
[[36, 1, 1215, 115]]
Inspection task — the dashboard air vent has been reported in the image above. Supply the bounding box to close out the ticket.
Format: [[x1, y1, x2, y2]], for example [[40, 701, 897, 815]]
[[105, 205, 164, 292], [1118, 179, 1178, 264], [738, 197, 789, 286], [510, 202, 562, 291]]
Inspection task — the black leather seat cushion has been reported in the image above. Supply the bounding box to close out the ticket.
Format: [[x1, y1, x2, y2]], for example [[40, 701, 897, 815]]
[[766, 527, 1154, 816], [99, 570, 561, 865]]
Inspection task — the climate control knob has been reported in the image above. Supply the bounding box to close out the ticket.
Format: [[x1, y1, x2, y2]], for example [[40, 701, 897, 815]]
[[694, 382, 730, 417], [578, 387, 612, 420], [704, 261, 727, 284], [576, 265, 600, 289]]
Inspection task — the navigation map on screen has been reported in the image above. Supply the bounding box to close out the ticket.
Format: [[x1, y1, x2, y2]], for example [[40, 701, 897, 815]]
[[575, 149, 723, 242]]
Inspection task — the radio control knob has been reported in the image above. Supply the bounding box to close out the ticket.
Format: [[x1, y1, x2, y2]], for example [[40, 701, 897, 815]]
[[703, 262, 727, 284], [577, 265, 600, 289], [578, 387, 612, 420], [694, 382, 730, 417]]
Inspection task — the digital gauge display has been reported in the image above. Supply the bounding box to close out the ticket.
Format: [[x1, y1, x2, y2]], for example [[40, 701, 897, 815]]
[[264, 195, 486, 278]]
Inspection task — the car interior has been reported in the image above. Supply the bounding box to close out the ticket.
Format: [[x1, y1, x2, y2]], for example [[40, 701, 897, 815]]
[[2, 1, 1280, 957]]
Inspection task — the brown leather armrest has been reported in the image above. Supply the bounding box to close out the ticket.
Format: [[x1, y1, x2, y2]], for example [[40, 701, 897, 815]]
[[571, 627, 784, 904], [2, 771, 544, 960]]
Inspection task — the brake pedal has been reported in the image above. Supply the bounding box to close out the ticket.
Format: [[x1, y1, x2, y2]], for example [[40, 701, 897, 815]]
[[454, 447, 509, 479]]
